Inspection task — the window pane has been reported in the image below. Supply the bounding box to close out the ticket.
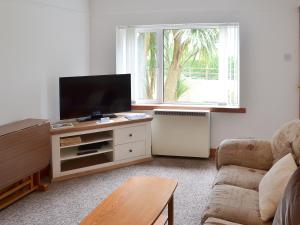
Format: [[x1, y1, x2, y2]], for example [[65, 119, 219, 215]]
[[135, 32, 158, 102], [116, 24, 239, 107], [163, 27, 239, 106]]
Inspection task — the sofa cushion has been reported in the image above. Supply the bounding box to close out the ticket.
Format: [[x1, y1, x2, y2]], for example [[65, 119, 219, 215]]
[[202, 185, 271, 225], [217, 139, 273, 170], [214, 165, 266, 191], [259, 153, 297, 221], [272, 166, 300, 225], [203, 217, 242, 225], [271, 119, 300, 164]]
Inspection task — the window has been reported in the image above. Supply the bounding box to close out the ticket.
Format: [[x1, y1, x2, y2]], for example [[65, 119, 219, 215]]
[[116, 24, 240, 107]]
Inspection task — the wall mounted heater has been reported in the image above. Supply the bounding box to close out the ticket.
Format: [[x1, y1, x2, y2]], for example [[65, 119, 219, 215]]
[[152, 109, 210, 158]]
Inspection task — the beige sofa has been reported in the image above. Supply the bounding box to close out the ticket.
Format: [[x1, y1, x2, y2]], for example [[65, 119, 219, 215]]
[[202, 120, 300, 225]]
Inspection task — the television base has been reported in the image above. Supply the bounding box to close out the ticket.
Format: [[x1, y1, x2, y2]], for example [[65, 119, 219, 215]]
[[76, 114, 118, 122], [102, 114, 118, 119], [76, 116, 93, 122]]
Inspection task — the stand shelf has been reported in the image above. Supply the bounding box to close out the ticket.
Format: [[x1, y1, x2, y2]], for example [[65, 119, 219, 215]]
[[60, 146, 114, 161], [60, 132, 113, 149]]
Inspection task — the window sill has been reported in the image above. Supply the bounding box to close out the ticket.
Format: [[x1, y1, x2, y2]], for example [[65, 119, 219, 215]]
[[131, 104, 246, 113]]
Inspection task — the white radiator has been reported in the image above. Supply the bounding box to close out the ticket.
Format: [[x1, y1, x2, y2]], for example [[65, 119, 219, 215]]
[[152, 109, 210, 158]]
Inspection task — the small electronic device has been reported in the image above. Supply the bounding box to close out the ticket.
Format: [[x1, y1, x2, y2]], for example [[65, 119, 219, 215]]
[[78, 142, 106, 151], [100, 117, 110, 123]]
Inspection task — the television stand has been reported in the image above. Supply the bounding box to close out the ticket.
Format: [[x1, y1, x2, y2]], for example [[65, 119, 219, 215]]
[[51, 116, 153, 181]]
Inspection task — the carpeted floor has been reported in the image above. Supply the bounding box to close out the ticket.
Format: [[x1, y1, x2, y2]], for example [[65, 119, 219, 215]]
[[0, 157, 216, 225]]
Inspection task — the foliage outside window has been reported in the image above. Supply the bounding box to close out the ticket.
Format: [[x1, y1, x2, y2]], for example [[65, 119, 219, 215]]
[[116, 24, 240, 107]]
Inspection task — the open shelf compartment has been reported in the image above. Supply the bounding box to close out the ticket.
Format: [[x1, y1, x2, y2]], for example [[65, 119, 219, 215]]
[[61, 152, 113, 172], [60, 143, 113, 161], [60, 130, 113, 148]]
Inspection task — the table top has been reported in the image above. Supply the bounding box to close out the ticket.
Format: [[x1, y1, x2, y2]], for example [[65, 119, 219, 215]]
[[0, 119, 48, 137], [79, 176, 178, 225]]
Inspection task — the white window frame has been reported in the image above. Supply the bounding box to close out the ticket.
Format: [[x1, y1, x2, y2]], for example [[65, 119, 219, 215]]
[[116, 23, 240, 107], [133, 28, 163, 104]]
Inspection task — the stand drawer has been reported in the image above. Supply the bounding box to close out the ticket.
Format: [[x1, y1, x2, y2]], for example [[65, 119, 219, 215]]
[[115, 125, 145, 145], [115, 141, 145, 161]]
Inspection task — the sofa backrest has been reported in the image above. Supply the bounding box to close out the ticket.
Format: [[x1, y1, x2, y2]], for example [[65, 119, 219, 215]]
[[271, 120, 300, 165]]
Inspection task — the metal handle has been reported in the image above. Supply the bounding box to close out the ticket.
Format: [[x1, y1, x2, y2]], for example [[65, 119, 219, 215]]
[[129, 149, 133, 153]]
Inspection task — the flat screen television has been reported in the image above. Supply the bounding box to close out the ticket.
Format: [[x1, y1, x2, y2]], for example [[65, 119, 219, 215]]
[[59, 74, 131, 120]]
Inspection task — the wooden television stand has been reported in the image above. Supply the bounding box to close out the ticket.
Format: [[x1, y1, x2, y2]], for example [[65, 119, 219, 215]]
[[51, 115, 153, 181]]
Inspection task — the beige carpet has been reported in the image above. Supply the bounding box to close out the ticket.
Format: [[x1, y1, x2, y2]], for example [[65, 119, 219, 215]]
[[0, 157, 216, 225]]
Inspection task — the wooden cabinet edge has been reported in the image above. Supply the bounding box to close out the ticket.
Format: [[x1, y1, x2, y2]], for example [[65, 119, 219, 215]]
[[50, 117, 153, 135], [131, 104, 246, 113]]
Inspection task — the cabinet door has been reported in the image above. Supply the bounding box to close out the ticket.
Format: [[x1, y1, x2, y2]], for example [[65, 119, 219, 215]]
[[114, 141, 146, 161], [114, 125, 145, 145]]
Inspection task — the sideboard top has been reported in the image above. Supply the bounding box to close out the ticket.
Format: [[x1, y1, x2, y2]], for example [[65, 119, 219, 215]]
[[0, 119, 49, 137], [51, 116, 153, 135]]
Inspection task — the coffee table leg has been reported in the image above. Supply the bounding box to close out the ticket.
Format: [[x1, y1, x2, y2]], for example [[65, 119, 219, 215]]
[[168, 195, 174, 225]]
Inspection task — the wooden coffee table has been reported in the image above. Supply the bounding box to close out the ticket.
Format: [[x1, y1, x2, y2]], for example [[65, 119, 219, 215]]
[[79, 176, 178, 225]]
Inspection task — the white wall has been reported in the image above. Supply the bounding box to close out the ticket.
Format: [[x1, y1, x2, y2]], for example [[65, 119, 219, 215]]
[[1, 0, 298, 147], [0, 0, 90, 125], [90, 0, 299, 148]]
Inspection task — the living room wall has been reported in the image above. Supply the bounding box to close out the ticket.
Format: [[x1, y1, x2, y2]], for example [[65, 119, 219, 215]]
[[90, 0, 299, 148], [0, 0, 90, 125]]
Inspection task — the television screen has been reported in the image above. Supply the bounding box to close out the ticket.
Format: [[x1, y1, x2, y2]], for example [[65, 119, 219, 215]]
[[59, 74, 131, 120]]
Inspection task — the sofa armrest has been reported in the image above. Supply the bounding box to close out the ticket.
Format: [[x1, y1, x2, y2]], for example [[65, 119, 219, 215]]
[[216, 139, 274, 170]]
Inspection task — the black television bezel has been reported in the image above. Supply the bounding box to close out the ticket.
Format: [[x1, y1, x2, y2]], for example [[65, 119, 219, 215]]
[[59, 74, 132, 120]]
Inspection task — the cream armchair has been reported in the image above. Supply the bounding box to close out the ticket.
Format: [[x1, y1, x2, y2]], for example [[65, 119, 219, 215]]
[[202, 120, 300, 225]]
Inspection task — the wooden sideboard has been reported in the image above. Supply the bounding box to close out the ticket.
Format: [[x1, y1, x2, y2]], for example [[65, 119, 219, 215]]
[[51, 116, 153, 181], [0, 119, 51, 209]]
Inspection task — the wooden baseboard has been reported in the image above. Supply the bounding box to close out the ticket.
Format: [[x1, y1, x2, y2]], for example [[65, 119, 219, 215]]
[[45, 150, 216, 184], [49, 150, 216, 184], [210, 148, 217, 159], [52, 157, 153, 182], [40, 165, 50, 179]]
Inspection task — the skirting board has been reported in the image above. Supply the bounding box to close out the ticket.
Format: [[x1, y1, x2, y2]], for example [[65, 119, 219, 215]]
[[51, 157, 153, 182], [47, 150, 216, 182], [210, 148, 217, 159]]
